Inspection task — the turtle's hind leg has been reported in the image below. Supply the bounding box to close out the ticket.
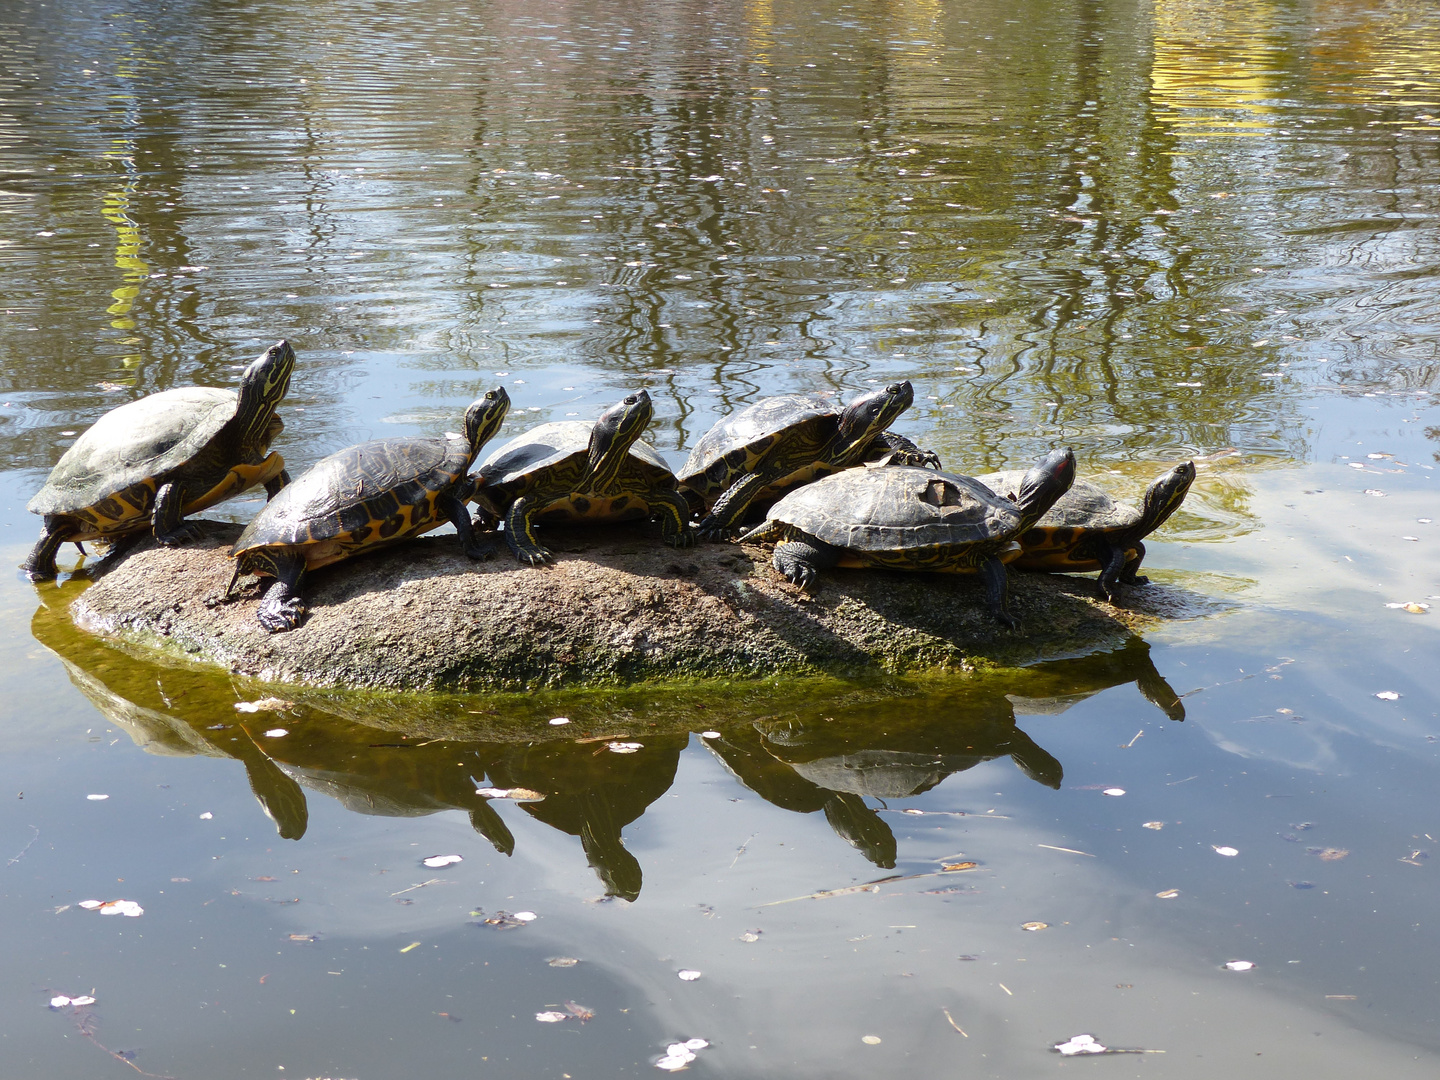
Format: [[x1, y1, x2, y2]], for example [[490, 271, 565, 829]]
[[772, 535, 841, 590], [1118, 540, 1148, 586], [253, 551, 307, 633], [980, 554, 1018, 629], [20, 518, 70, 581]]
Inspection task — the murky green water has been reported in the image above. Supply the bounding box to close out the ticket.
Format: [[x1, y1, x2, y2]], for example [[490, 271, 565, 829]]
[[2, 0, 1439, 1076]]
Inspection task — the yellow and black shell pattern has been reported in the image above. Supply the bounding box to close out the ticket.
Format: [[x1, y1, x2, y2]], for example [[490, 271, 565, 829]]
[[27, 387, 259, 536], [749, 465, 1026, 573], [973, 462, 1194, 573], [231, 435, 476, 571], [473, 421, 682, 524], [676, 393, 851, 510]]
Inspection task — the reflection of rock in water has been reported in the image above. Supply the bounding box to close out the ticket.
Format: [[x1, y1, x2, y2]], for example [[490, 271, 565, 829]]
[[33, 584, 1192, 894]]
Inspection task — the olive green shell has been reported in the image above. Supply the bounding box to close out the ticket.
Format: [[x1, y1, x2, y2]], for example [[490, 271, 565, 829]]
[[28, 387, 243, 520], [976, 471, 1140, 538], [677, 393, 843, 505], [762, 465, 1023, 555], [475, 420, 680, 520], [232, 435, 473, 567]]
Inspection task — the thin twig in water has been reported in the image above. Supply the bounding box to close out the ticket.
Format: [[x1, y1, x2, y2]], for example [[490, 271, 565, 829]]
[[759, 865, 984, 907], [730, 832, 757, 869], [942, 1007, 968, 1036], [390, 878, 447, 897], [70, 1009, 175, 1078], [1124, 730, 1144, 748], [7, 825, 39, 867], [1037, 844, 1095, 857]]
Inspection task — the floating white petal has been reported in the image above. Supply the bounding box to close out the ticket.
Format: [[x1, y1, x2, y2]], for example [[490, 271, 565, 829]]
[[422, 854, 463, 868]]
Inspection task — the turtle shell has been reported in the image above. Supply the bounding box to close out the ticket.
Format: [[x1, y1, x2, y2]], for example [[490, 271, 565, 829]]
[[765, 466, 1021, 553], [677, 393, 839, 501], [27, 387, 239, 519], [975, 471, 1137, 536], [477, 420, 678, 513], [232, 434, 473, 569]]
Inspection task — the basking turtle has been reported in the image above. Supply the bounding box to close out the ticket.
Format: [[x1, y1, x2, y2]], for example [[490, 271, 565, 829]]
[[471, 388, 694, 565], [738, 449, 1076, 627], [974, 460, 1195, 602], [22, 340, 295, 581], [229, 387, 511, 633], [677, 382, 940, 541]]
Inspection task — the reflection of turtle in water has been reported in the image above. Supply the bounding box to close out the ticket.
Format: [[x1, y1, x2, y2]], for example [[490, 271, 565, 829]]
[[975, 461, 1195, 602], [229, 388, 511, 633], [740, 449, 1076, 627], [677, 382, 940, 541], [705, 705, 1063, 869], [22, 341, 295, 580], [472, 389, 695, 565]]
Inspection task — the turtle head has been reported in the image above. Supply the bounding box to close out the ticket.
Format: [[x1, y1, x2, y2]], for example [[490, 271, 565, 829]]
[[462, 386, 511, 465], [584, 389, 653, 489], [1139, 460, 1196, 533], [235, 340, 296, 450], [835, 381, 914, 459], [1013, 447, 1076, 533]]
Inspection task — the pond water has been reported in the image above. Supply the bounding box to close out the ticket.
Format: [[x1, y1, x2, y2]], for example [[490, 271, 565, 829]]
[[2, 0, 1439, 1076]]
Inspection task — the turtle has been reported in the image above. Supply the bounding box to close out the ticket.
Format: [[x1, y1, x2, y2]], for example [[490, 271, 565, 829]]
[[470, 388, 695, 566], [22, 340, 296, 581], [737, 448, 1077, 628], [677, 381, 941, 541], [973, 460, 1195, 602], [228, 387, 511, 633]]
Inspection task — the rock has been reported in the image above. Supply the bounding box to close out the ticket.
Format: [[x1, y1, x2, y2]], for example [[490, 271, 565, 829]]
[[65, 519, 1187, 692]]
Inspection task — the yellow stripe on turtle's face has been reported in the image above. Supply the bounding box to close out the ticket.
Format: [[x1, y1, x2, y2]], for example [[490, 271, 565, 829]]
[[183, 451, 287, 515]]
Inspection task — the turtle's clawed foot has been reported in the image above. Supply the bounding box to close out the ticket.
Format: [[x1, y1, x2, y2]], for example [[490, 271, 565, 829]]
[[257, 583, 306, 633], [696, 520, 737, 543], [666, 529, 697, 550], [156, 520, 205, 547], [1121, 572, 1149, 587], [463, 535, 500, 561]]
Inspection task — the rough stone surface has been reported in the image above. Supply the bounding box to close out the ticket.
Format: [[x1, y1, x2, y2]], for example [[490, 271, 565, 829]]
[[68, 519, 1190, 692]]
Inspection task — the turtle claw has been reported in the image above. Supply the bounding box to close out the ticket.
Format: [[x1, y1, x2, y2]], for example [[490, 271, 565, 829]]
[[257, 592, 306, 634], [156, 520, 205, 547]]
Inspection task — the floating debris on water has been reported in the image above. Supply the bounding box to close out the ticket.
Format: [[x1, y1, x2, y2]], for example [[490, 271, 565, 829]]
[[235, 698, 294, 713], [86, 794, 108, 801], [656, 1038, 710, 1071], [49, 994, 97, 1008], [422, 854, 462, 868], [474, 786, 545, 801], [1224, 960, 1255, 971], [861, 1035, 882, 1045], [1102, 788, 1125, 797], [547, 957, 579, 967], [1376, 691, 1401, 701], [607, 741, 643, 754], [1052, 1033, 1160, 1055], [1143, 821, 1165, 830], [1213, 845, 1239, 857], [677, 969, 701, 981], [1021, 921, 1049, 931], [549, 717, 571, 726], [1156, 889, 1180, 899], [739, 930, 762, 943]]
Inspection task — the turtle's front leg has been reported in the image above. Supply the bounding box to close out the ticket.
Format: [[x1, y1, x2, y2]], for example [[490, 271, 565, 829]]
[[874, 431, 942, 470], [20, 517, 70, 581], [979, 554, 1018, 629], [254, 551, 307, 633], [698, 471, 773, 541], [152, 482, 204, 545], [1118, 540, 1148, 586], [772, 534, 842, 589], [503, 495, 553, 566], [1097, 543, 1129, 603], [264, 469, 291, 499], [440, 490, 498, 561], [653, 489, 697, 549]]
